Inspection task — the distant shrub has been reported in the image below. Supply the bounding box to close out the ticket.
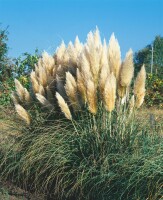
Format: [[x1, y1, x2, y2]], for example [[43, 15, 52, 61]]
[[145, 73, 163, 108]]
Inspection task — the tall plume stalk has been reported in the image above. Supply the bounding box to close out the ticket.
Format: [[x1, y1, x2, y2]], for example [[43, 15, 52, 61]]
[[12, 28, 146, 123], [134, 65, 146, 108]]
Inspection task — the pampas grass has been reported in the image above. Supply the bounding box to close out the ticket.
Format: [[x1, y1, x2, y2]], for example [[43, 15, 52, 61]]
[[36, 93, 53, 110], [30, 71, 39, 93], [11, 91, 20, 105], [86, 79, 97, 114], [5, 28, 162, 200], [120, 49, 134, 87], [104, 73, 116, 112], [15, 104, 31, 125], [134, 65, 146, 108], [24, 88, 32, 103], [108, 33, 121, 80], [56, 92, 72, 120], [65, 72, 79, 111], [76, 68, 87, 104], [14, 79, 25, 102]]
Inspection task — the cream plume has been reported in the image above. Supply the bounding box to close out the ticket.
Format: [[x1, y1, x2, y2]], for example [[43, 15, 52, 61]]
[[39, 84, 45, 96], [100, 39, 109, 71], [99, 40, 110, 97], [134, 65, 146, 108], [120, 49, 134, 87], [56, 41, 66, 64], [56, 92, 72, 120], [77, 68, 87, 103], [14, 79, 25, 101], [99, 64, 110, 99], [65, 72, 79, 110], [108, 33, 121, 79], [15, 104, 31, 125], [104, 73, 116, 112], [67, 42, 77, 66], [42, 51, 55, 75], [30, 71, 39, 93], [93, 27, 101, 48], [117, 82, 126, 98], [79, 53, 92, 82], [11, 91, 20, 105], [74, 36, 83, 52], [86, 79, 97, 114], [36, 93, 53, 110], [24, 88, 32, 103], [85, 28, 102, 83], [38, 66, 47, 87]]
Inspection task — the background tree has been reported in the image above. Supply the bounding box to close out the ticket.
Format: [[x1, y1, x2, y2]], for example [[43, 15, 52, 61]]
[[0, 26, 12, 81], [134, 35, 163, 77]]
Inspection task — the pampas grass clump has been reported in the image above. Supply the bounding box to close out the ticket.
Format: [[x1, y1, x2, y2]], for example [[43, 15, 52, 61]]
[[3, 28, 161, 200]]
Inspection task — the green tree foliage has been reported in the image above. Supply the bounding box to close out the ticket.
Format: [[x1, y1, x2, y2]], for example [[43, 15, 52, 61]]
[[0, 27, 12, 81], [13, 50, 39, 88], [134, 35, 163, 77]]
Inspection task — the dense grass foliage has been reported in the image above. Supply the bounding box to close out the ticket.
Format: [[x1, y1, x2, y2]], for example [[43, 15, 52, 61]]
[[0, 108, 162, 200]]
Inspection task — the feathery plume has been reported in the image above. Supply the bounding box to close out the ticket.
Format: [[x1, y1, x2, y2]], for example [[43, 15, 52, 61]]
[[99, 64, 110, 99], [15, 104, 31, 125], [36, 93, 54, 110], [30, 71, 39, 93], [39, 84, 45, 96], [77, 68, 87, 103], [93, 27, 101, 48], [38, 66, 47, 87], [65, 72, 79, 110], [100, 39, 109, 71], [85, 29, 102, 83], [56, 92, 72, 120], [79, 53, 92, 82], [14, 79, 25, 101], [120, 49, 134, 87], [74, 36, 83, 52], [86, 79, 97, 114], [42, 51, 55, 75], [134, 65, 146, 108], [117, 82, 126, 98], [108, 33, 121, 79], [104, 73, 117, 112], [56, 41, 66, 64], [34, 64, 39, 77], [11, 91, 20, 105], [24, 88, 32, 103], [99, 40, 110, 97], [67, 42, 77, 66]]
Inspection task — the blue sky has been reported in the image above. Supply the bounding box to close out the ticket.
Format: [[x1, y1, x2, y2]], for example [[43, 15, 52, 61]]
[[0, 0, 163, 58]]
